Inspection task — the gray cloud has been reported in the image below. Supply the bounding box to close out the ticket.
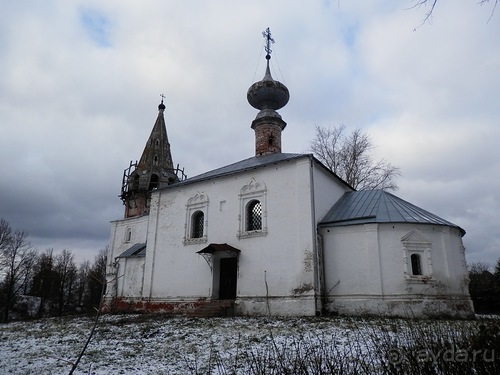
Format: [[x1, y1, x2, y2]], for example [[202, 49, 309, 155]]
[[1, 1, 498, 266]]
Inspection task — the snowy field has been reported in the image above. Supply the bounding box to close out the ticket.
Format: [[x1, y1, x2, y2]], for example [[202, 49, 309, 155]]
[[1, 314, 498, 374]]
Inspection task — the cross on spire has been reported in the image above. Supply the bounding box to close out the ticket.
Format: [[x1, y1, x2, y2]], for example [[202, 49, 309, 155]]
[[158, 93, 166, 111], [262, 27, 274, 60]]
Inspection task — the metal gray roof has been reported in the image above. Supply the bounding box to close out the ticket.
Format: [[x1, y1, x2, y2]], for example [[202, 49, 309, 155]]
[[159, 152, 353, 192], [169, 153, 306, 187], [117, 243, 147, 258], [320, 190, 465, 236]]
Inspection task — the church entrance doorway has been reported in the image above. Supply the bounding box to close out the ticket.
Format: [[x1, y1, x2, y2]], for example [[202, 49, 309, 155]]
[[219, 257, 237, 300], [196, 244, 240, 301]]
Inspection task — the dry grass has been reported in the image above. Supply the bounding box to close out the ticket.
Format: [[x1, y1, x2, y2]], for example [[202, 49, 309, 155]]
[[0, 314, 499, 374]]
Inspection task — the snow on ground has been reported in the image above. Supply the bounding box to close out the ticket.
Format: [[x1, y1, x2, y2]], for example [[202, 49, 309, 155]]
[[0, 314, 382, 374], [0, 314, 496, 374]]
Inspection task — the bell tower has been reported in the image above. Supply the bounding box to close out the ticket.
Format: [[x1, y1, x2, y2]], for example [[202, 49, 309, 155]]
[[247, 28, 290, 156], [120, 97, 186, 218]]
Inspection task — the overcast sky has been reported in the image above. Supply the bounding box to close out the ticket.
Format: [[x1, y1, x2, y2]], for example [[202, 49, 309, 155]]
[[1, 0, 498, 266]]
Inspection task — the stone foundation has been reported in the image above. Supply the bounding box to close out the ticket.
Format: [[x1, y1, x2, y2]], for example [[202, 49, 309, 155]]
[[326, 294, 475, 319], [102, 297, 234, 317]]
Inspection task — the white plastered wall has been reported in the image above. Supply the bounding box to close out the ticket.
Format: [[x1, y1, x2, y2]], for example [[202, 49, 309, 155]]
[[106, 215, 149, 299], [320, 222, 473, 318], [137, 156, 347, 316]]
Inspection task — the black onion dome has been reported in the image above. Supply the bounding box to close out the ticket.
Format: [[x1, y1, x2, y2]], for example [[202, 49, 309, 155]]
[[247, 63, 289, 111], [158, 100, 166, 111]]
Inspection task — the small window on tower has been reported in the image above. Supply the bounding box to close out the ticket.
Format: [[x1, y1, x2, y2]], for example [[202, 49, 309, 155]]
[[149, 174, 159, 190], [125, 228, 132, 243], [155, 139, 160, 146], [153, 155, 159, 165], [131, 173, 140, 190]]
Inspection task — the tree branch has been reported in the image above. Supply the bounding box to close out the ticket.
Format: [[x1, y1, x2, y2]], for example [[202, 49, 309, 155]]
[[309, 125, 401, 191]]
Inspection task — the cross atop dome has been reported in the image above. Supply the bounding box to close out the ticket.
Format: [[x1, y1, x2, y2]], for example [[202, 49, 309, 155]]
[[262, 27, 274, 60], [159, 94, 166, 111], [247, 28, 290, 156]]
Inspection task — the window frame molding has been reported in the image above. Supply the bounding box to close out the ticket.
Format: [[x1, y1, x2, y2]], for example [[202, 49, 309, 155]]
[[184, 192, 209, 245], [401, 228, 434, 283], [238, 178, 267, 239]]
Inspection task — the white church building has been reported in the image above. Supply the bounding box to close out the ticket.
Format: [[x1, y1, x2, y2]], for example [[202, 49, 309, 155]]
[[104, 33, 473, 318]]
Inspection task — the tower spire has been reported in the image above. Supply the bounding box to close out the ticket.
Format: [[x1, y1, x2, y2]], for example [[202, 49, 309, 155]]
[[120, 97, 185, 218], [247, 28, 289, 156]]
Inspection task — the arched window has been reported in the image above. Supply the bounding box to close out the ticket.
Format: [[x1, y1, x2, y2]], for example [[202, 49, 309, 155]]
[[411, 254, 422, 276], [238, 179, 267, 239], [191, 211, 204, 238], [184, 193, 209, 245], [246, 200, 262, 231], [268, 134, 274, 146], [153, 155, 159, 165], [125, 228, 132, 243]]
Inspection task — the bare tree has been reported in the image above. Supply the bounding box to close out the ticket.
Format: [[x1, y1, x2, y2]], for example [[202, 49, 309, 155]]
[[467, 260, 500, 313], [410, 0, 498, 25], [467, 261, 492, 275], [54, 249, 77, 316], [87, 248, 107, 308], [30, 248, 58, 316], [0, 219, 12, 250], [310, 125, 401, 191], [0, 219, 37, 322], [75, 260, 90, 308], [68, 248, 109, 375]]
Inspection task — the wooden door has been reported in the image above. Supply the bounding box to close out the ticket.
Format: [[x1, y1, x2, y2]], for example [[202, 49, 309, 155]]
[[219, 258, 237, 300]]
